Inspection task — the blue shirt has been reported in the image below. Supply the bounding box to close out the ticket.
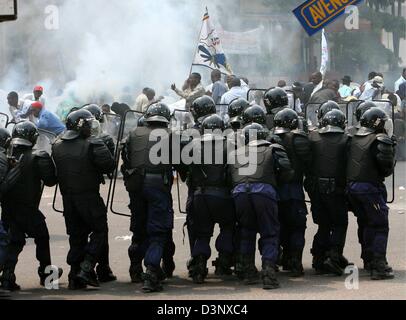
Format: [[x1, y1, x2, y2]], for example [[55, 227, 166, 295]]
[[212, 81, 228, 104], [37, 109, 66, 135], [232, 183, 279, 202]]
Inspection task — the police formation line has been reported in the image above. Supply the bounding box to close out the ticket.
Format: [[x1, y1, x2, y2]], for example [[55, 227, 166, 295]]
[[0, 88, 396, 293]]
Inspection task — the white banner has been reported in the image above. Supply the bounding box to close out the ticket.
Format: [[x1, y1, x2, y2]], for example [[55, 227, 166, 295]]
[[320, 29, 329, 76], [192, 9, 233, 75], [217, 25, 264, 55]]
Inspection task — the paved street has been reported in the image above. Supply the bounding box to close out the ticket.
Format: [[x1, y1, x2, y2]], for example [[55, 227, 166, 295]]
[[5, 163, 406, 300]]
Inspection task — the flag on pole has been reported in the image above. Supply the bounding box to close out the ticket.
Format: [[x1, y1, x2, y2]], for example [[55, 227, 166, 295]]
[[192, 8, 233, 75], [320, 29, 329, 77]]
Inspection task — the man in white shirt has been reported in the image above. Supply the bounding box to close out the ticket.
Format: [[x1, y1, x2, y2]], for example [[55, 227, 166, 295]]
[[134, 88, 156, 113], [7, 91, 33, 123], [220, 78, 247, 119], [24, 86, 46, 108], [359, 76, 384, 101], [394, 68, 406, 93]]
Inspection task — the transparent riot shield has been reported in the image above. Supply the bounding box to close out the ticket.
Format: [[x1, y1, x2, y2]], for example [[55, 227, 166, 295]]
[[373, 100, 396, 204], [346, 100, 364, 127], [107, 110, 143, 217], [247, 88, 297, 112], [171, 109, 192, 215], [0, 113, 9, 128], [52, 112, 124, 214], [304, 103, 322, 129], [216, 104, 229, 122]]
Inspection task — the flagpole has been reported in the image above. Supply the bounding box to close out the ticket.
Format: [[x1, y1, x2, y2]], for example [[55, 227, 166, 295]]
[[189, 7, 208, 76]]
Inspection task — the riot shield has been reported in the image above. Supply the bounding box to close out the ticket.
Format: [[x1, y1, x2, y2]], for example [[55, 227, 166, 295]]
[[346, 100, 364, 127], [0, 113, 9, 128], [247, 88, 297, 112], [373, 100, 396, 204], [107, 110, 143, 218], [216, 104, 229, 122]]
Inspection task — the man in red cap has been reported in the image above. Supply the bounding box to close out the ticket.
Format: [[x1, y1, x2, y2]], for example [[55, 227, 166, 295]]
[[30, 101, 65, 136], [24, 86, 46, 108]]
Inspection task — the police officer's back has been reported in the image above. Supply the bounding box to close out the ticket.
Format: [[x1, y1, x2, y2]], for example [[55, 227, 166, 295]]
[[52, 110, 115, 290]]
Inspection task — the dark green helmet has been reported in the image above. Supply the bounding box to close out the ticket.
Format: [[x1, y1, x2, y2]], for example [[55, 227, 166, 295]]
[[83, 104, 103, 122], [319, 110, 346, 134], [355, 101, 375, 122], [242, 123, 269, 145], [11, 121, 39, 147], [360, 108, 388, 132], [145, 103, 171, 124], [318, 101, 340, 121], [242, 105, 266, 126], [263, 88, 289, 113], [202, 114, 224, 131], [273, 109, 299, 134], [191, 96, 216, 121]]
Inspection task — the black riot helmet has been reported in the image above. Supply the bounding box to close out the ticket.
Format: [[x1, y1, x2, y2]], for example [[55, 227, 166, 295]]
[[273, 109, 299, 134], [263, 88, 289, 113], [65, 109, 95, 139], [11, 121, 39, 147], [228, 98, 250, 119], [145, 102, 171, 124], [319, 110, 347, 134], [318, 100, 340, 121], [202, 114, 224, 131], [0, 128, 11, 149], [242, 105, 266, 126], [191, 95, 216, 121], [242, 123, 269, 145], [355, 101, 375, 122], [360, 108, 388, 133], [83, 104, 103, 122]]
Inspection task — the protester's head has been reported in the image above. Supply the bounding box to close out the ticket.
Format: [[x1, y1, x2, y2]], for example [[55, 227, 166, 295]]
[[31, 101, 43, 117], [229, 77, 241, 89], [33, 86, 44, 101], [368, 71, 378, 80], [387, 93, 398, 107], [145, 88, 156, 101], [311, 72, 323, 85], [101, 104, 111, 114], [7, 91, 19, 107], [211, 70, 222, 83], [189, 73, 201, 88], [226, 75, 236, 88], [241, 77, 249, 85], [327, 80, 340, 92], [277, 80, 287, 88], [342, 75, 352, 86]]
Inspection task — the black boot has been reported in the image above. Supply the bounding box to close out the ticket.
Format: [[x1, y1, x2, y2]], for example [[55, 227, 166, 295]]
[[77, 259, 100, 288], [323, 250, 344, 276], [235, 254, 259, 285], [213, 252, 234, 276], [142, 266, 163, 293], [188, 255, 208, 284], [161, 258, 175, 279], [129, 264, 144, 283], [289, 251, 304, 277], [0, 270, 20, 292], [280, 250, 290, 272], [96, 265, 117, 283], [38, 266, 63, 287], [262, 261, 280, 290], [68, 267, 87, 290], [338, 255, 353, 269], [312, 254, 328, 275], [371, 258, 395, 280]]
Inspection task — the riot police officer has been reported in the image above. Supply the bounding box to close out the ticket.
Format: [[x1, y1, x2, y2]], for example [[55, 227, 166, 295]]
[[347, 108, 396, 280], [182, 96, 217, 268], [307, 110, 351, 276], [229, 123, 293, 290], [273, 109, 312, 277], [52, 110, 115, 290], [346, 101, 374, 136], [263, 88, 289, 129], [186, 115, 235, 283], [227, 98, 250, 131], [1, 122, 62, 291], [83, 104, 117, 283], [122, 103, 175, 293], [190, 96, 217, 128], [316, 101, 340, 129], [242, 105, 267, 127]]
